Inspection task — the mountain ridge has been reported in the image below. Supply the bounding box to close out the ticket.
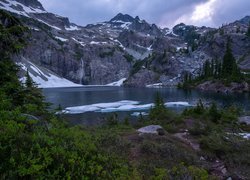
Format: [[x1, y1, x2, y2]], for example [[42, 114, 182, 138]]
[[0, 0, 250, 88]]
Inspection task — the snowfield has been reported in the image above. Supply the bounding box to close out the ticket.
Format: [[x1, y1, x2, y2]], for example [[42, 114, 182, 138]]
[[17, 61, 82, 88]]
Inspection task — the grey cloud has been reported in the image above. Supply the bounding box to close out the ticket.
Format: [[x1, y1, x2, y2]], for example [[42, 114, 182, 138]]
[[211, 0, 250, 26], [39, 0, 249, 27]]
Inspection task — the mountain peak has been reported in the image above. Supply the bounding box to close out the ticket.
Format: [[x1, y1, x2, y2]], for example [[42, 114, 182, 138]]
[[110, 13, 135, 23], [237, 15, 250, 25]]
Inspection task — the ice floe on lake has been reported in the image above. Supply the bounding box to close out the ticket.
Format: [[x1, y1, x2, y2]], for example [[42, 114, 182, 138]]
[[131, 112, 149, 117], [62, 100, 192, 114]]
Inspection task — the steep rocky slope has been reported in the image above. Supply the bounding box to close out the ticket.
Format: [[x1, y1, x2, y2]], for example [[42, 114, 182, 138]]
[[0, 0, 249, 87]]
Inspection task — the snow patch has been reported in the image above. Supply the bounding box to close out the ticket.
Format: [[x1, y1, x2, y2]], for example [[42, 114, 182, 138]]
[[106, 78, 126, 86], [165, 29, 178, 36], [90, 41, 107, 45], [0, 1, 30, 17], [72, 38, 86, 47], [176, 47, 182, 51], [0, 0, 46, 17], [36, 19, 61, 30], [120, 22, 132, 29], [113, 39, 125, 50], [147, 44, 153, 51], [29, 27, 40, 31], [17, 62, 82, 88], [146, 83, 163, 88], [55, 36, 68, 42], [65, 25, 80, 31], [111, 20, 132, 29], [238, 133, 250, 140]]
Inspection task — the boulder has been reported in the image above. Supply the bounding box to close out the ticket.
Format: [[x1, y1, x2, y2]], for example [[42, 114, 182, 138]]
[[239, 116, 250, 125], [137, 125, 165, 135]]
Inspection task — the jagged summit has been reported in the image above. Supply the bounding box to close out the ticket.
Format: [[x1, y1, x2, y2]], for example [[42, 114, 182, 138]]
[[110, 13, 135, 23], [237, 15, 250, 25]]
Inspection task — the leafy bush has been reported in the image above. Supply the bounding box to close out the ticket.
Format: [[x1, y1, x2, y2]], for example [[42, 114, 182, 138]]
[[0, 115, 131, 179], [200, 131, 250, 177], [168, 163, 209, 180]]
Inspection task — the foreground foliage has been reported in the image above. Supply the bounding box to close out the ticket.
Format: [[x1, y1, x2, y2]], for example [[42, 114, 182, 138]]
[[0, 10, 131, 179]]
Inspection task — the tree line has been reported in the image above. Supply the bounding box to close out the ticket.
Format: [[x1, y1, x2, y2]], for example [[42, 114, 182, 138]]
[[180, 38, 243, 88]]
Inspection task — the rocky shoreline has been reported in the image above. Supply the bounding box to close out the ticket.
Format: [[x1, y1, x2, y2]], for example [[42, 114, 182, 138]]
[[196, 80, 249, 93]]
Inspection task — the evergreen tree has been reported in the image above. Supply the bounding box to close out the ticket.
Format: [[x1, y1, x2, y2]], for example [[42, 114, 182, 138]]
[[23, 71, 48, 115], [208, 102, 221, 123], [211, 59, 215, 77], [149, 93, 170, 121], [25, 70, 33, 88], [247, 22, 250, 37], [217, 61, 222, 79], [214, 59, 222, 79], [0, 10, 27, 107], [203, 60, 212, 78], [222, 40, 233, 77], [154, 92, 165, 109], [221, 39, 242, 81]]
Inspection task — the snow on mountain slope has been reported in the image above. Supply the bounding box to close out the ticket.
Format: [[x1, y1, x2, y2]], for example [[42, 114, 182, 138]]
[[65, 25, 80, 31], [106, 78, 126, 86], [17, 60, 82, 88], [36, 18, 61, 30], [0, 0, 46, 17]]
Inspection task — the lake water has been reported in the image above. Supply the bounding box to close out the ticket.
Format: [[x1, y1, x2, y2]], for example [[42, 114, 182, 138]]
[[43, 86, 250, 125]]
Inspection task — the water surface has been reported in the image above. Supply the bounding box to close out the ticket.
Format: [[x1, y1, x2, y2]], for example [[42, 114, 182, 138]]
[[43, 86, 250, 125]]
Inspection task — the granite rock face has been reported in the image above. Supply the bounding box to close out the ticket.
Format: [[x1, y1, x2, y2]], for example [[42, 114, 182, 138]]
[[1, 0, 250, 87]]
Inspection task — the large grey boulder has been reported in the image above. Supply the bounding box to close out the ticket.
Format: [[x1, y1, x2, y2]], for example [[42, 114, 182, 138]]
[[137, 125, 165, 135], [239, 116, 250, 125]]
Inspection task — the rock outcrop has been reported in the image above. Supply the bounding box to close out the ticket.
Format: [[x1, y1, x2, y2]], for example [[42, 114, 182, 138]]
[[0, 0, 249, 88]]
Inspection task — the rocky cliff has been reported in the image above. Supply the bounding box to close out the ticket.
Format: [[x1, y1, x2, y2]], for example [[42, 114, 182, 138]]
[[0, 0, 249, 87]]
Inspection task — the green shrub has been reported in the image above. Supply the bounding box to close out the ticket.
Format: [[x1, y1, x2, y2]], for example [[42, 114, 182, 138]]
[[208, 102, 221, 123], [99, 48, 115, 58], [123, 54, 134, 62]]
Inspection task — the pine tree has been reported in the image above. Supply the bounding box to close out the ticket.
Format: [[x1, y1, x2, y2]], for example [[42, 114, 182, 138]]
[[247, 23, 250, 37], [25, 70, 33, 88], [222, 40, 233, 77], [149, 92, 170, 121], [23, 71, 48, 115], [154, 92, 165, 109], [221, 39, 242, 81], [203, 60, 211, 78], [208, 102, 221, 123], [0, 11, 27, 107], [211, 59, 215, 77]]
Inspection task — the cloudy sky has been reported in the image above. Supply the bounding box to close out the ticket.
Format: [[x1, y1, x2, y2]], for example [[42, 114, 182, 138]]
[[39, 0, 250, 27]]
